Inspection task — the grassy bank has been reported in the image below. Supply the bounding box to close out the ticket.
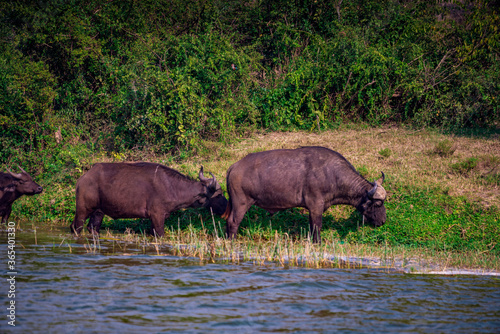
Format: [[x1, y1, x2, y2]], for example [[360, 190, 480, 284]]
[[8, 126, 500, 271], [2, 1, 499, 271]]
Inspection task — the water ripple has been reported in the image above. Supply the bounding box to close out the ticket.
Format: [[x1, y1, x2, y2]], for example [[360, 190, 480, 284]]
[[1, 230, 499, 333]]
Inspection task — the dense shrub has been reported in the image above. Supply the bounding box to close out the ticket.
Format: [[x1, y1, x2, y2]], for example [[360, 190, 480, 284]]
[[1, 0, 499, 171]]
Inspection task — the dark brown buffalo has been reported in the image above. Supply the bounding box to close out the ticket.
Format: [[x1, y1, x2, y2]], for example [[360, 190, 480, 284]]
[[222, 146, 387, 243], [0, 167, 43, 224], [71, 162, 228, 236]]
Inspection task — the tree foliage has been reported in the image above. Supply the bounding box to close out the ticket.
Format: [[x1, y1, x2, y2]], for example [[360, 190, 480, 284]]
[[1, 0, 499, 171]]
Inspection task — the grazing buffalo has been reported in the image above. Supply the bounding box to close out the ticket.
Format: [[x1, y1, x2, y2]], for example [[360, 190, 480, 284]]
[[0, 167, 43, 224], [70, 162, 228, 237], [222, 146, 387, 243]]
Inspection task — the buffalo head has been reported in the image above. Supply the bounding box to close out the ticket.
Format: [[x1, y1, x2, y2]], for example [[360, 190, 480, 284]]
[[198, 166, 228, 215], [7, 166, 43, 195], [358, 172, 386, 227]]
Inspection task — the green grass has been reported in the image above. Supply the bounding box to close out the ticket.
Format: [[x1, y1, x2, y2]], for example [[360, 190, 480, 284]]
[[451, 157, 478, 175], [378, 148, 392, 159], [432, 139, 457, 157]]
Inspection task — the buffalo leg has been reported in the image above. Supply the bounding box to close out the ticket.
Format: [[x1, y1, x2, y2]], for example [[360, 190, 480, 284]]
[[308, 210, 323, 244], [1, 205, 12, 225], [150, 213, 166, 237], [87, 210, 105, 235], [226, 217, 239, 239], [71, 205, 94, 235], [226, 203, 251, 239], [71, 212, 89, 235]]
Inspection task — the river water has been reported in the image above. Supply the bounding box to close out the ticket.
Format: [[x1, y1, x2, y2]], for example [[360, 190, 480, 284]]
[[1, 227, 499, 333]]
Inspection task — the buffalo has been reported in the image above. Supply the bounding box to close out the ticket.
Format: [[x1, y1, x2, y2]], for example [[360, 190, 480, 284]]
[[0, 167, 43, 225], [222, 146, 387, 243], [71, 162, 228, 237]]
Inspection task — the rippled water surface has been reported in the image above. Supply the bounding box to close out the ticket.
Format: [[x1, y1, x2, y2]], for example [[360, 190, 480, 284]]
[[1, 228, 499, 333]]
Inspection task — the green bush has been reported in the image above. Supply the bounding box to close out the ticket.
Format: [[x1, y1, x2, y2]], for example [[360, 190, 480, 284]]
[[1, 0, 499, 169]]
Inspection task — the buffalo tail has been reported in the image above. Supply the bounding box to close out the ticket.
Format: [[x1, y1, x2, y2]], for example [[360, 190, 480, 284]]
[[221, 201, 231, 220]]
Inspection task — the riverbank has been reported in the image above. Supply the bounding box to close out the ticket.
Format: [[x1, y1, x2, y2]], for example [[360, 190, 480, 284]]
[[7, 126, 500, 271]]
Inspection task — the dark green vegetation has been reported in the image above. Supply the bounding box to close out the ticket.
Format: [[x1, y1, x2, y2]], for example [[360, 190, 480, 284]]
[[1, 1, 499, 267], [2, 0, 499, 167]]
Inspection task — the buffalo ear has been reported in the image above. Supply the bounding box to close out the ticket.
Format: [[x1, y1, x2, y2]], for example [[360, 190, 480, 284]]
[[1, 184, 15, 192]]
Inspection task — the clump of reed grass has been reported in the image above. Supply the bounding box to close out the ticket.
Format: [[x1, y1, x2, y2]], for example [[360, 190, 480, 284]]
[[450, 155, 500, 185], [91, 225, 499, 272], [451, 157, 478, 175], [432, 139, 456, 157]]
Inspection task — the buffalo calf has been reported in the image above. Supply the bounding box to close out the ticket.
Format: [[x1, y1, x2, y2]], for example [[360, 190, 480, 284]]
[[0, 167, 43, 224]]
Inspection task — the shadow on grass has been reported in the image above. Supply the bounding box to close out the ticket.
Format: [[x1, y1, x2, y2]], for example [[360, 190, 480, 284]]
[[101, 205, 365, 241], [442, 125, 500, 139]]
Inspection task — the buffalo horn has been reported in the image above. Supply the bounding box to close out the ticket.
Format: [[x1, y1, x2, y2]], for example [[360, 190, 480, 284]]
[[199, 166, 216, 183], [376, 172, 385, 186], [199, 166, 208, 181], [18, 165, 28, 174], [7, 168, 23, 179], [367, 182, 378, 198]]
